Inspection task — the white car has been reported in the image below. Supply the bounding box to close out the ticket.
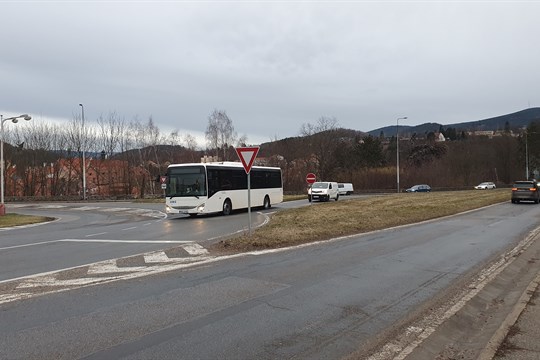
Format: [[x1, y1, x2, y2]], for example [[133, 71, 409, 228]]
[[308, 181, 339, 202], [338, 183, 354, 195], [474, 182, 496, 190]]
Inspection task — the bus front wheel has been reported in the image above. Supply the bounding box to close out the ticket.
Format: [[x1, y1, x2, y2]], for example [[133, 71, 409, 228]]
[[222, 199, 232, 216]]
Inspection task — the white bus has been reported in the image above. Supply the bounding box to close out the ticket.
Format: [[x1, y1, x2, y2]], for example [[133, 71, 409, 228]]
[[164, 162, 283, 216]]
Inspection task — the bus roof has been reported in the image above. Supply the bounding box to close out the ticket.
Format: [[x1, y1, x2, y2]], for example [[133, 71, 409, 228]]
[[167, 162, 281, 171]]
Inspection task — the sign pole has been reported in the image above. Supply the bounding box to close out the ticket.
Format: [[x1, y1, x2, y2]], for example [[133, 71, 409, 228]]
[[235, 146, 260, 237], [248, 172, 251, 236], [306, 173, 316, 204]]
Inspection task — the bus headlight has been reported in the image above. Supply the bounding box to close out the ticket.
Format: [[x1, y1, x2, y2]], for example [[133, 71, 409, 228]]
[[197, 204, 205, 212]]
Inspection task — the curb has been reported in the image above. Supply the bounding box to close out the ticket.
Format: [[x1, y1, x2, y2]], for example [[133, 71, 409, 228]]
[[478, 271, 540, 360]]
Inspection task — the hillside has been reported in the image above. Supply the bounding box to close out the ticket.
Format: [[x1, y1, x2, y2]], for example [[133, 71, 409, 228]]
[[367, 107, 540, 137], [258, 128, 365, 159]]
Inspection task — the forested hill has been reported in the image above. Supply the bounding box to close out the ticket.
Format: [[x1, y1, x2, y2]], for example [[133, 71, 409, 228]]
[[368, 107, 540, 137], [258, 128, 365, 159]]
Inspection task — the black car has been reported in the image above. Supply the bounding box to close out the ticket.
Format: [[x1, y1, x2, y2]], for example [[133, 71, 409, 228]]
[[511, 181, 540, 203]]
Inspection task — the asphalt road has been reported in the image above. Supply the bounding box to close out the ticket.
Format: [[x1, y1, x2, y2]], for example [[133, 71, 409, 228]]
[[0, 201, 273, 281], [1, 199, 538, 359]]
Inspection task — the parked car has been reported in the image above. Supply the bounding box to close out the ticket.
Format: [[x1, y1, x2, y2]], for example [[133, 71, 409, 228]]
[[475, 182, 496, 190], [338, 183, 354, 195], [405, 184, 431, 193], [511, 180, 540, 203], [308, 181, 339, 202]]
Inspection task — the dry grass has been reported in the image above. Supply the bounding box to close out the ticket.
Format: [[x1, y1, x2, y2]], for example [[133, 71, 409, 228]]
[[213, 189, 509, 252], [0, 213, 54, 228]]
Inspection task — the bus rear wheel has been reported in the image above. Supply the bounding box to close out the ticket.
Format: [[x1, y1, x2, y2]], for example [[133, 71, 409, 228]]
[[222, 199, 232, 216], [263, 195, 271, 209]]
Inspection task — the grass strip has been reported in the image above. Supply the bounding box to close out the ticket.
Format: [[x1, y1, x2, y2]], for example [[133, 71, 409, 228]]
[[213, 190, 510, 252], [0, 213, 54, 228]]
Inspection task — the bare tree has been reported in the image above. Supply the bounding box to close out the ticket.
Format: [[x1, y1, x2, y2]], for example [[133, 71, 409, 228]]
[[97, 111, 125, 158], [129, 116, 167, 196], [300, 116, 340, 180], [95, 111, 127, 194], [183, 133, 198, 162], [205, 109, 237, 160], [65, 112, 96, 197]]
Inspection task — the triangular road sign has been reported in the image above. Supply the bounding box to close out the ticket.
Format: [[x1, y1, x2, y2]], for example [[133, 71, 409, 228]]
[[235, 146, 260, 174]]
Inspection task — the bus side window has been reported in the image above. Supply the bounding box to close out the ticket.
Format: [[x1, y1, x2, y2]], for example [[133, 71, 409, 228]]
[[208, 170, 218, 197]]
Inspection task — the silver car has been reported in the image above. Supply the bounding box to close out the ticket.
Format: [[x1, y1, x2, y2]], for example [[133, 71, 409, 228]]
[[474, 182, 496, 190]]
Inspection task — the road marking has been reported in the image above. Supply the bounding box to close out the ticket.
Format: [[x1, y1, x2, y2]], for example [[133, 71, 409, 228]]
[[58, 239, 194, 244], [100, 207, 132, 212], [36, 205, 67, 209], [4, 205, 167, 222], [17, 276, 110, 288], [0, 293, 33, 303], [0, 240, 61, 250], [87, 260, 148, 274], [144, 251, 175, 263], [182, 243, 209, 256], [86, 232, 108, 237], [0, 239, 194, 251], [73, 206, 101, 211], [366, 225, 540, 360], [121, 227, 137, 231]]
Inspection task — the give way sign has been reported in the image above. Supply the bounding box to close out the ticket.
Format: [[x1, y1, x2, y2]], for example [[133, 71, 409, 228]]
[[235, 146, 260, 174]]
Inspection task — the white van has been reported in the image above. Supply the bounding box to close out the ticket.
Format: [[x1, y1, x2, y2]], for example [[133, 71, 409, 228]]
[[338, 183, 354, 195], [308, 181, 339, 202]]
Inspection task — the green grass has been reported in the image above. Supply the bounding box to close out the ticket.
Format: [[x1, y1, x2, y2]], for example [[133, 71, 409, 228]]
[[212, 189, 510, 252], [0, 213, 54, 228], [283, 194, 307, 202]]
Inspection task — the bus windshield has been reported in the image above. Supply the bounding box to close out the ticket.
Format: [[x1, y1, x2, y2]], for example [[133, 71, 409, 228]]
[[166, 166, 207, 197]]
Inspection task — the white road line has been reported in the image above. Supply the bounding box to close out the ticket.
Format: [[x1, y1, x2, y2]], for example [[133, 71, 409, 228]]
[[16, 276, 110, 288], [144, 251, 174, 263], [126, 209, 147, 214], [87, 260, 148, 274], [73, 206, 101, 211], [99, 208, 132, 212], [0, 293, 33, 303], [0, 240, 61, 250], [37, 205, 67, 209], [85, 232, 108, 237], [1, 256, 216, 304], [182, 243, 209, 256], [367, 225, 540, 360], [0, 239, 195, 251], [121, 227, 137, 231], [58, 239, 194, 244]]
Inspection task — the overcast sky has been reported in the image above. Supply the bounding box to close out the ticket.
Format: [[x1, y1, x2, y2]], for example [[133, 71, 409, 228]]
[[2, 1, 540, 147]]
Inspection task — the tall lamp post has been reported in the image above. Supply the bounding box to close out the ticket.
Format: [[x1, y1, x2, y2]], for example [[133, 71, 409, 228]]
[[526, 131, 529, 180], [396, 116, 408, 193], [1, 114, 32, 215], [79, 104, 87, 200]]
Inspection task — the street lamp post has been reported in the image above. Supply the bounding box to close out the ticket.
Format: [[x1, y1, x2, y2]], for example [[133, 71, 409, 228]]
[[1, 114, 32, 215], [79, 104, 86, 200], [396, 116, 408, 193], [526, 131, 529, 180]]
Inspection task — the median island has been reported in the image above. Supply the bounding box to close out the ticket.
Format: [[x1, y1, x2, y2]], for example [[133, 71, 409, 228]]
[[212, 190, 509, 253], [0, 214, 54, 228]]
